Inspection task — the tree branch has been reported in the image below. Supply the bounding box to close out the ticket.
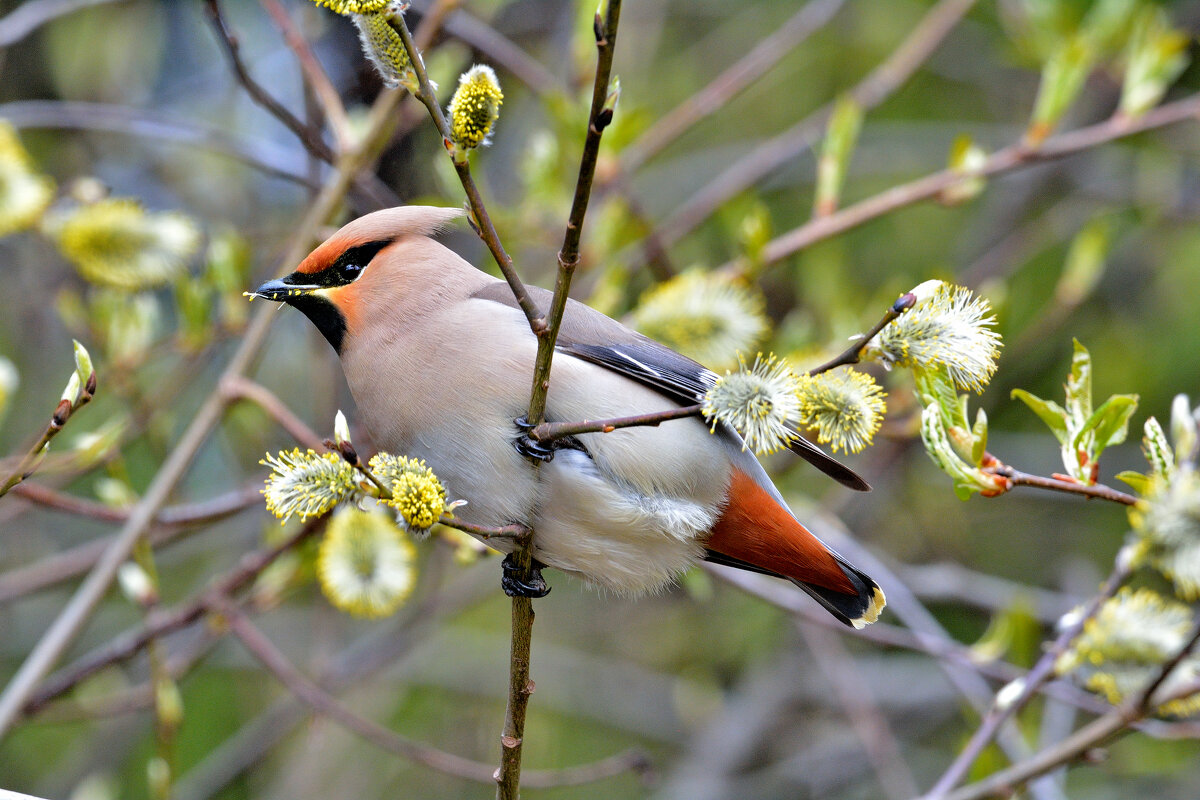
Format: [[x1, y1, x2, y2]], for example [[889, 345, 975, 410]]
[[0, 372, 95, 498], [721, 92, 1200, 274], [528, 403, 704, 444], [21, 518, 326, 718], [922, 561, 1132, 799], [983, 463, 1139, 506], [805, 292, 916, 375], [390, 11, 545, 334], [0, 483, 262, 604]]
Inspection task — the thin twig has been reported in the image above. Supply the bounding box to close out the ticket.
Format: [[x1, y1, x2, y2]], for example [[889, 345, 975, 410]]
[[0, 374, 95, 498], [390, 11, 545, 333], [525, 0, 623, 427], [983, 463, 1138, 506], [721, 92, 1200, 274], [529, 404, 703, 444], [495, 7, 623, 798], [922, 561, 1132, 799], [805, 292, 915, 375]]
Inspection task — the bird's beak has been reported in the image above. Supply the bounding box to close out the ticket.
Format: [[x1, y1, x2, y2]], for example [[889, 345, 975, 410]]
[[245, 277, 321, 302]]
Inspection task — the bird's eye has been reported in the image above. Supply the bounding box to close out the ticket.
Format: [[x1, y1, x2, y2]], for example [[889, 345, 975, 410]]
[[338, 263, 363, 282]]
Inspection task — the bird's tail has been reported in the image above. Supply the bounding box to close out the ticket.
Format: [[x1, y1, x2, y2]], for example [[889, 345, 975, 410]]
[[704, 469, 886, 628]]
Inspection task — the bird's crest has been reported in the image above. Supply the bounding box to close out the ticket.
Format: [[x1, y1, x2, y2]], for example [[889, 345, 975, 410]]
[[295, 206, 463, 275]]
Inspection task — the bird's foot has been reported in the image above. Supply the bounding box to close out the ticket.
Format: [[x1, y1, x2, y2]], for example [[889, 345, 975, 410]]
[[501, 553, 551, 598], [512, 416, 555, 463]]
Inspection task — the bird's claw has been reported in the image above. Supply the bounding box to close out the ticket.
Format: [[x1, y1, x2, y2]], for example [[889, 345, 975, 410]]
[[513, 416, 555, 463], [501, 553, 551, 598]]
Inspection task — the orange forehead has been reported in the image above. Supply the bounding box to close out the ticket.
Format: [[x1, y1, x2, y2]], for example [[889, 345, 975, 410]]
[[295, 230, 376, 275]]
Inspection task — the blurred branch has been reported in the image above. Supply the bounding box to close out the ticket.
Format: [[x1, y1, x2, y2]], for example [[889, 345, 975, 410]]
[[922, 561, 1132, 799], [648, 0, 978, 253], [719, 565, 1195, 738], [623, 0, 846, 170], [258, 0, 353, 151], [205, 0, 334, 165], [409, 0, 563, 97], [0, 0, 460, 737], [0, 0, 125, 47], [896, 561, 1077, 623], [219, 375, 325, 451], [21, 518, 326, 718], [204, 0, 395, 210], [942, 626, 1200, 800], [218, 599, 650, 788], [798, 622, 920, 800], [0, 483, 262, 603], [0, 100, 316, 186], [721, 91, 1200, 274]]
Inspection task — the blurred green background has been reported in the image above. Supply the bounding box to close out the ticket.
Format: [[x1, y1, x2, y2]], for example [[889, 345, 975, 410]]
[[2, 0, 1200, 798]]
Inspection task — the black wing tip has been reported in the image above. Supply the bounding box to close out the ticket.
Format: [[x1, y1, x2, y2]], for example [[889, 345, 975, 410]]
[[786, 437, 872, 492]]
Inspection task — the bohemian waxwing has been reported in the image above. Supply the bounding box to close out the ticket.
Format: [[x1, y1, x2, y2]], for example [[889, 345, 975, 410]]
[[252, 206, 885, 628]]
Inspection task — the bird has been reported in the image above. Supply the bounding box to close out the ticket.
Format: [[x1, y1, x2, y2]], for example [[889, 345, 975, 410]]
[[250, 205, 885, 628]]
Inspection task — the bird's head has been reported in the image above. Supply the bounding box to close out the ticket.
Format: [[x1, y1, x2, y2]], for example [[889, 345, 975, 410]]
[[249, 205, 463, 353]]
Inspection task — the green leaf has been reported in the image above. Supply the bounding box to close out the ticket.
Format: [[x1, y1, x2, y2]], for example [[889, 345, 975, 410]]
[[1065, 338, 1093, 423], [972, 407, 989, 465], [1077, 393, 1139, 456], [1115, 470, 1152, 495], [917, 365, 967, 431], [1011, 388, 1069, 442]]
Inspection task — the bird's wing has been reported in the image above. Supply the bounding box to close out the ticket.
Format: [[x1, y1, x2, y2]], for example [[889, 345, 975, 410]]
[[470, 282, 869, 491]]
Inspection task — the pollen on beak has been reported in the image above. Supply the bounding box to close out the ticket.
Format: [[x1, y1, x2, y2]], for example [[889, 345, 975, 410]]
[[246, 278, 320, 302]]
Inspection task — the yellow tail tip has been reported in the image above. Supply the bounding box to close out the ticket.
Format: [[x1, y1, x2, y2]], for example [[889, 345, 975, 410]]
[[850, 586, 887, 629]]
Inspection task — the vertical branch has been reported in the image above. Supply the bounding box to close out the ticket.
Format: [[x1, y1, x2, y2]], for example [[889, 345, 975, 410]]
[[496, 572, 535, 800], [498, 5, 622, 799], [524, 0, 622, 426]]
